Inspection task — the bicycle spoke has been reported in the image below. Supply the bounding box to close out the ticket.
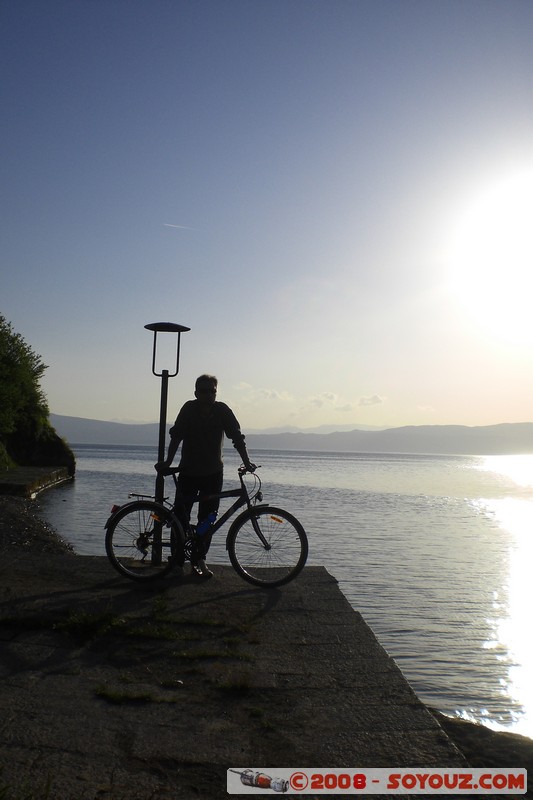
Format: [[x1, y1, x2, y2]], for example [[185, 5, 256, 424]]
[[105, 502, 178, 581], [228, 507, 308, 587]]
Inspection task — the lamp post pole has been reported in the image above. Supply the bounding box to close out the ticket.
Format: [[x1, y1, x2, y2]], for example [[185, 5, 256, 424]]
[[144, 322, 190, 562]]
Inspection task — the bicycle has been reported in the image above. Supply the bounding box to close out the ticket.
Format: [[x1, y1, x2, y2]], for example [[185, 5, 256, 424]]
[[104, 466, 308, 588]]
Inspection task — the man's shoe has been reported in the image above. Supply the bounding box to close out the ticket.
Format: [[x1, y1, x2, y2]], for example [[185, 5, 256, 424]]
[[192, 560, 213, 579]]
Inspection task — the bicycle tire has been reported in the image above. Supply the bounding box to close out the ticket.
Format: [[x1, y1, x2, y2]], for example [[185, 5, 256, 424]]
[[227, 506, 308, 587], [105, 501, 182, 581]]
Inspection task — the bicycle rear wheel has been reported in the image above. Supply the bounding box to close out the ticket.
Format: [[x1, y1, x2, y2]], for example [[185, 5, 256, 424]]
[[227, 506, 308, 587], [105, 501, 181, 581]]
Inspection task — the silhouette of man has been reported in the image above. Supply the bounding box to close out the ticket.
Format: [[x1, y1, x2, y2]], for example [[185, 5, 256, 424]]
[[155, 374, 255, 578]]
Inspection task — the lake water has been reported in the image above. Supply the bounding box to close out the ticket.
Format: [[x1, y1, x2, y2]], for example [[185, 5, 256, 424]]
[[38, 444, 533, 739]]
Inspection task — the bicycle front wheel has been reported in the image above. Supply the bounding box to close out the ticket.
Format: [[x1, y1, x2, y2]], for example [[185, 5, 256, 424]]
[[227, 506, 308, 587], [105, 501, 181, 581]]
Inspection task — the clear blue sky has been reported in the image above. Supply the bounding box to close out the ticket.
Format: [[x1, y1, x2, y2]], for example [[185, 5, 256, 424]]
[[2, 0, 532, 430]]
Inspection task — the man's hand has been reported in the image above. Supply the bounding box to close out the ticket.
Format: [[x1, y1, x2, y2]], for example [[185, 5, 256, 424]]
[[243, 462, 257, 473], [154, 461, 169, 472]]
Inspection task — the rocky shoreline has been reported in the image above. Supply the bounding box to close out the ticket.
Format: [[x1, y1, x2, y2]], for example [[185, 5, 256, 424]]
[[0, 495, 531, 796], [0, 495, 74, 554]]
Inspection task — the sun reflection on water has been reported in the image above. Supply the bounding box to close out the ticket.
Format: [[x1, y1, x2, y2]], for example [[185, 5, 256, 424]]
[[480, 454, 533, 490], [475, 455, 533, 737]]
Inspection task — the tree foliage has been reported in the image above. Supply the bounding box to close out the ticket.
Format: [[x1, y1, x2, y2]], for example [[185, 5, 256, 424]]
[[0, 315, 49, 440], [0, 315, 74, 472]]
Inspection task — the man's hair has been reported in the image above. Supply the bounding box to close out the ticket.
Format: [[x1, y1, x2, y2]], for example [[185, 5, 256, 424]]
[[195, 374, 218, 389]]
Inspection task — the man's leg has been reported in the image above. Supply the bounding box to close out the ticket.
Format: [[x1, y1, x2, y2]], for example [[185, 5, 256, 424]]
[[197, 472, 223, 557], [174, 474, 211, 576], [174, 474, 199, 532]]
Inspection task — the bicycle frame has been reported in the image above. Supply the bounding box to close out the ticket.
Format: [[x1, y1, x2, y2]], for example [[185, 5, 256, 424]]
[[170, 468, 271, 551]]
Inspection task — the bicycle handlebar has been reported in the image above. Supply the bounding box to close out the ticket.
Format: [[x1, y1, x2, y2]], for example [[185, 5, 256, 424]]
[[238, 464, 260, 476]]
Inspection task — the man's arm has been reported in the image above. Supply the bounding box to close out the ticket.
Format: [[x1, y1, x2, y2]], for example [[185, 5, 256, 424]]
[[158, 435, 180, 469], [155, 415, 184, 471], [234, 439, 256, 472], [223, 404, 256, 472]]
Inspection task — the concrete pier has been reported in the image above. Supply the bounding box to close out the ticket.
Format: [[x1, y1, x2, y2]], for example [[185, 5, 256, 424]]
[[0, 556, 472, 799], [0, 466, 72, 498]]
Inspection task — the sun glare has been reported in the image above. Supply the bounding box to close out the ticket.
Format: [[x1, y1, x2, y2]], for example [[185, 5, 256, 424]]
[[477, 455, 533, 736], [448, 167, 533, 345], [481, 454, 533, 490]]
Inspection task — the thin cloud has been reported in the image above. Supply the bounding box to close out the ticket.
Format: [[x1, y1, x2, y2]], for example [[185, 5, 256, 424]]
[[309, 392, 338, 408], [358, 394, 384, 407], [233, 382, 293, 403], [163, 223, 198, 230], [258, 388, 293, 402]]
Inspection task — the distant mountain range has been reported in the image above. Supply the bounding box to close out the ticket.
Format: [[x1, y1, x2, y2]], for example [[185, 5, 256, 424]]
[[50, 414, 533, 456]]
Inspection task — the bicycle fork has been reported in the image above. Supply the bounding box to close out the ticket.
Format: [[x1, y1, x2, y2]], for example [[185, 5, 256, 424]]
[[250, 511, 272, 550]]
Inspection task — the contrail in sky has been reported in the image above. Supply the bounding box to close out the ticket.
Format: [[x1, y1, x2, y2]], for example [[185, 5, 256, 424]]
[[163, 223, 197, 230]]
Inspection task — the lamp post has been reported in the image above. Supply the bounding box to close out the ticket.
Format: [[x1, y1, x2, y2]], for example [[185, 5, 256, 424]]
[[144, 322, 190, 563]]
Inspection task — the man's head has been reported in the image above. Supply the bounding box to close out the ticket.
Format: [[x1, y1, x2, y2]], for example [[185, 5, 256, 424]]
[[194, 374, 218, 404]]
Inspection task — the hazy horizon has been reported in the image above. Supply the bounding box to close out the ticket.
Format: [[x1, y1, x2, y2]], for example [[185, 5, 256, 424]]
[[50, 411, 533, 433]]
